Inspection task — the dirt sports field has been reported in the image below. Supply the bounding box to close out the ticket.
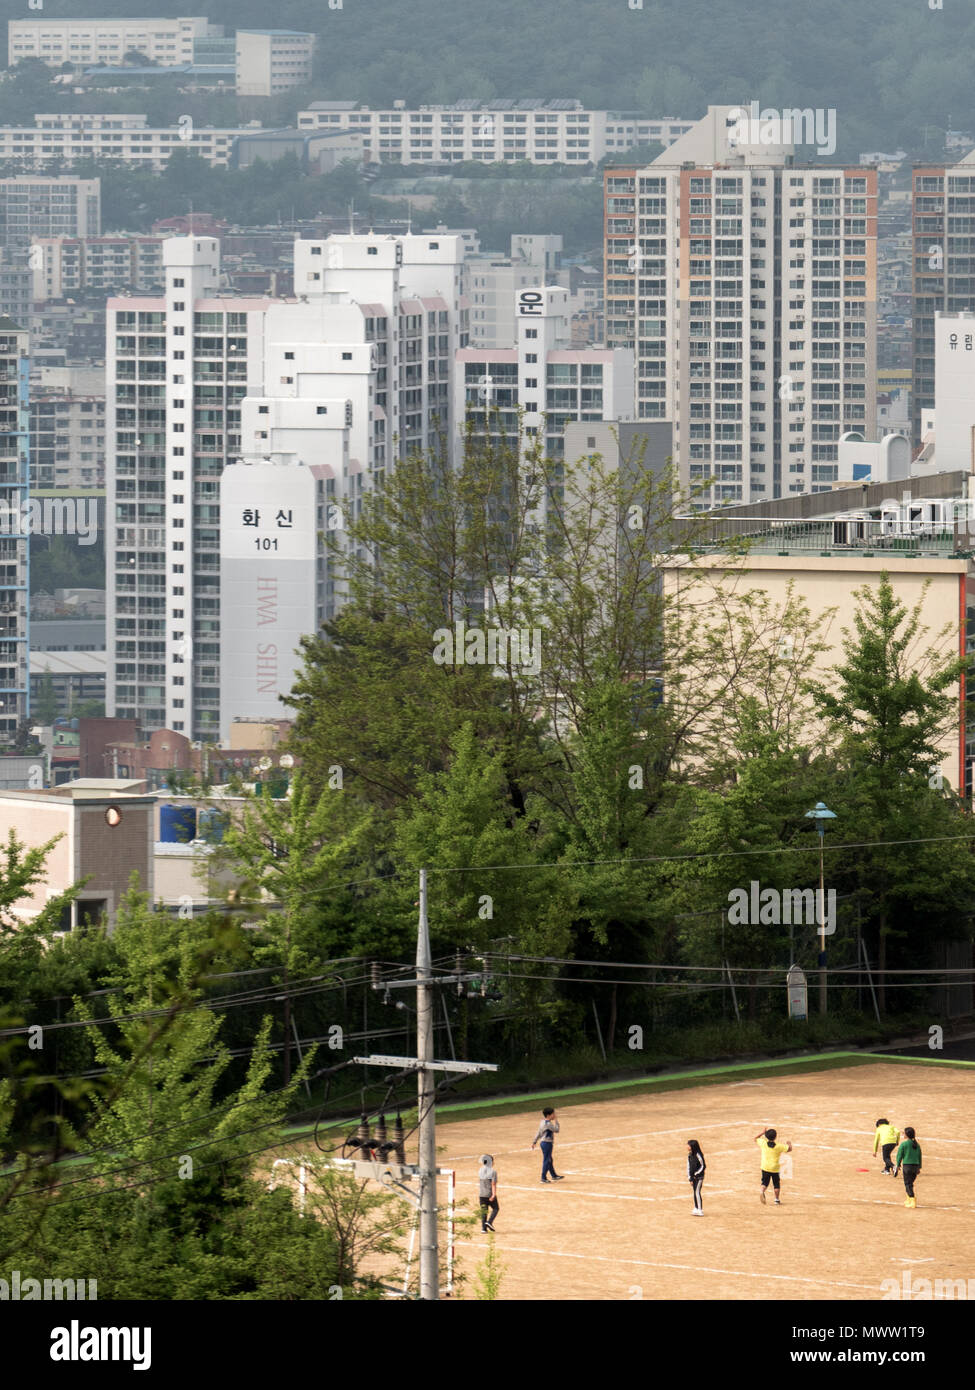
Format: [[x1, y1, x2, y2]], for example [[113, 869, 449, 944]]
[[440, 1060, 975, 1300]]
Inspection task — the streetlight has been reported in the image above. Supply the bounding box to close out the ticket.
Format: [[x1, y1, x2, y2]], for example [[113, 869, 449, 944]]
[[804, 801, 837, 1014]]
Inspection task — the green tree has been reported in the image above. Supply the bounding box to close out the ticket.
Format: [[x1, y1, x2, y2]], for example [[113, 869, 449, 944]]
[[806, 574, 975, 1009], [35, 671, 58, 725]]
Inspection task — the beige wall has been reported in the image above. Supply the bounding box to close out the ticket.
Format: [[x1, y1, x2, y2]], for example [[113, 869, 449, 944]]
[[0, 793, 153, 926], [663, 553, 968, 786]]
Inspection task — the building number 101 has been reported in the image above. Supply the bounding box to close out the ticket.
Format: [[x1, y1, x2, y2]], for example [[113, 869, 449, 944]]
[[255, 538, 279, 550]]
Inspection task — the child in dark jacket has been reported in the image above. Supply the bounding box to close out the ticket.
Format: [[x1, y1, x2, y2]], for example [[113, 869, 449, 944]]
[[687, 1139, 706, 1214]]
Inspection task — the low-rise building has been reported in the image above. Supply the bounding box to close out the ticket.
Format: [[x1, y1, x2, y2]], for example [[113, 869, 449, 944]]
[[8, 16, 221, 69], [235, 30, 316, 98]]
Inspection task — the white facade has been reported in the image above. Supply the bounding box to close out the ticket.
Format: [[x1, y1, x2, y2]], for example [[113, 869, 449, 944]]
[[933, 312, 975, 471], [605, 106, 877, 504], [108, 232, 468, 737], [468, 235, 563, 349], [106, 237, 273, 741], [456, 284, 635, 461], [250, 232, 467, 625], [297, 102, 695, 166], [235, 30, 315, 98], [219, 460, 318, 736], [9, 16, 220, 68], [0, 115, 255, 173]]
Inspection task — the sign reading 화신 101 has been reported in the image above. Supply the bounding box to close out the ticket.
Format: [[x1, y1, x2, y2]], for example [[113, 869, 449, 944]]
[[219, 463, 318, 739]]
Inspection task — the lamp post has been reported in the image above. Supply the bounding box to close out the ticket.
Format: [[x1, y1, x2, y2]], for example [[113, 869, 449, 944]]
[[804, 801, 836, 1014]]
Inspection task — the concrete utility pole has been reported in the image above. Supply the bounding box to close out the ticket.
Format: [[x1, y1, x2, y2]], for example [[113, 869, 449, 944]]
[[350, 871, 498, 1300], [416, 868, 438, 1301]]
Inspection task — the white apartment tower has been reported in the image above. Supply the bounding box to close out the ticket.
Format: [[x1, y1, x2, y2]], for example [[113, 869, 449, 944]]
[[456, 284, 634, 460], [106, 238, 274, 741], [219, 232, 467, 733], [604, 106, 877, 503]]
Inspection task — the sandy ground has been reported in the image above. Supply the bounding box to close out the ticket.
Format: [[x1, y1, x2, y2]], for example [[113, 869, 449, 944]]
[[432, 1062, 975, 1300]]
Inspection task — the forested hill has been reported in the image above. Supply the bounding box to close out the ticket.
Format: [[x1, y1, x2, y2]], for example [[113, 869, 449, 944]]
[[0, 0, 971, 159]]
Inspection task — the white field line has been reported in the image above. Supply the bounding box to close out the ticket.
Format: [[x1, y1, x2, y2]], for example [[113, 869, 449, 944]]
[[463, 1243, 880, 1295]]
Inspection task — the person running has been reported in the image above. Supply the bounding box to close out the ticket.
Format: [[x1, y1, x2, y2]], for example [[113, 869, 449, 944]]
[[873, 1118, 900, 1176], [687, 1139, 706, 1215], [478, 1154, 499, 1232], [754, 1126, 792, 1205], [893, 1126, 922, 1208], [531, 1106, 564, 1183]]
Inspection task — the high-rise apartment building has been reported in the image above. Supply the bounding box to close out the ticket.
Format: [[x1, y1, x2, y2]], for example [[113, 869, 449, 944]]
[[106, 238, 275, 741], [108, 232, 468, 739], [456, 284, 634, 460], [0, 317, 30, 743], [605, 107, 877, 503], [30, 367, 106, 491], [910, 155, 975, 447], [31, 235, 165, 301], [467, 235, 563, 349], [0, 177, 100, 246]]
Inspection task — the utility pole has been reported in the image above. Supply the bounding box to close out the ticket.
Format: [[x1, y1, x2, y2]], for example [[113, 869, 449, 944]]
[[348, 872, 497, 1300], [416, 868, 437, 1300]]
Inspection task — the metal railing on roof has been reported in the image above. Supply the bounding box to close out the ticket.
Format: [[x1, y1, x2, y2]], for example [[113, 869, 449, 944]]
[[672, 513, 970, 557]]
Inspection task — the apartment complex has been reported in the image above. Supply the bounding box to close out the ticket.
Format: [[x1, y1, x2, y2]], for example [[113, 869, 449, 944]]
[[296, 100, 694, 165], [219, 232, 469, 733], [235, 30, 315, 98], [468, 235, 563, 348], [0, 115, 250, 173], [0, 317, 30, 744], [8, 16, 220, 68], [910, 155, 975, 447], [31, 235, 164, 301], [106, 238, 276, 741], [456, 284, 635, 461], [605, 106, 877, 503], [108, 232, 467, 739], [0, 177, 100, 245]]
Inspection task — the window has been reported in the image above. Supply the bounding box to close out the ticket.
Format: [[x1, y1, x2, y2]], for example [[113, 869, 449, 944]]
[[284, 351, 294, 360], [525, 329, 538, 339], [342, 351, 352, 360]]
